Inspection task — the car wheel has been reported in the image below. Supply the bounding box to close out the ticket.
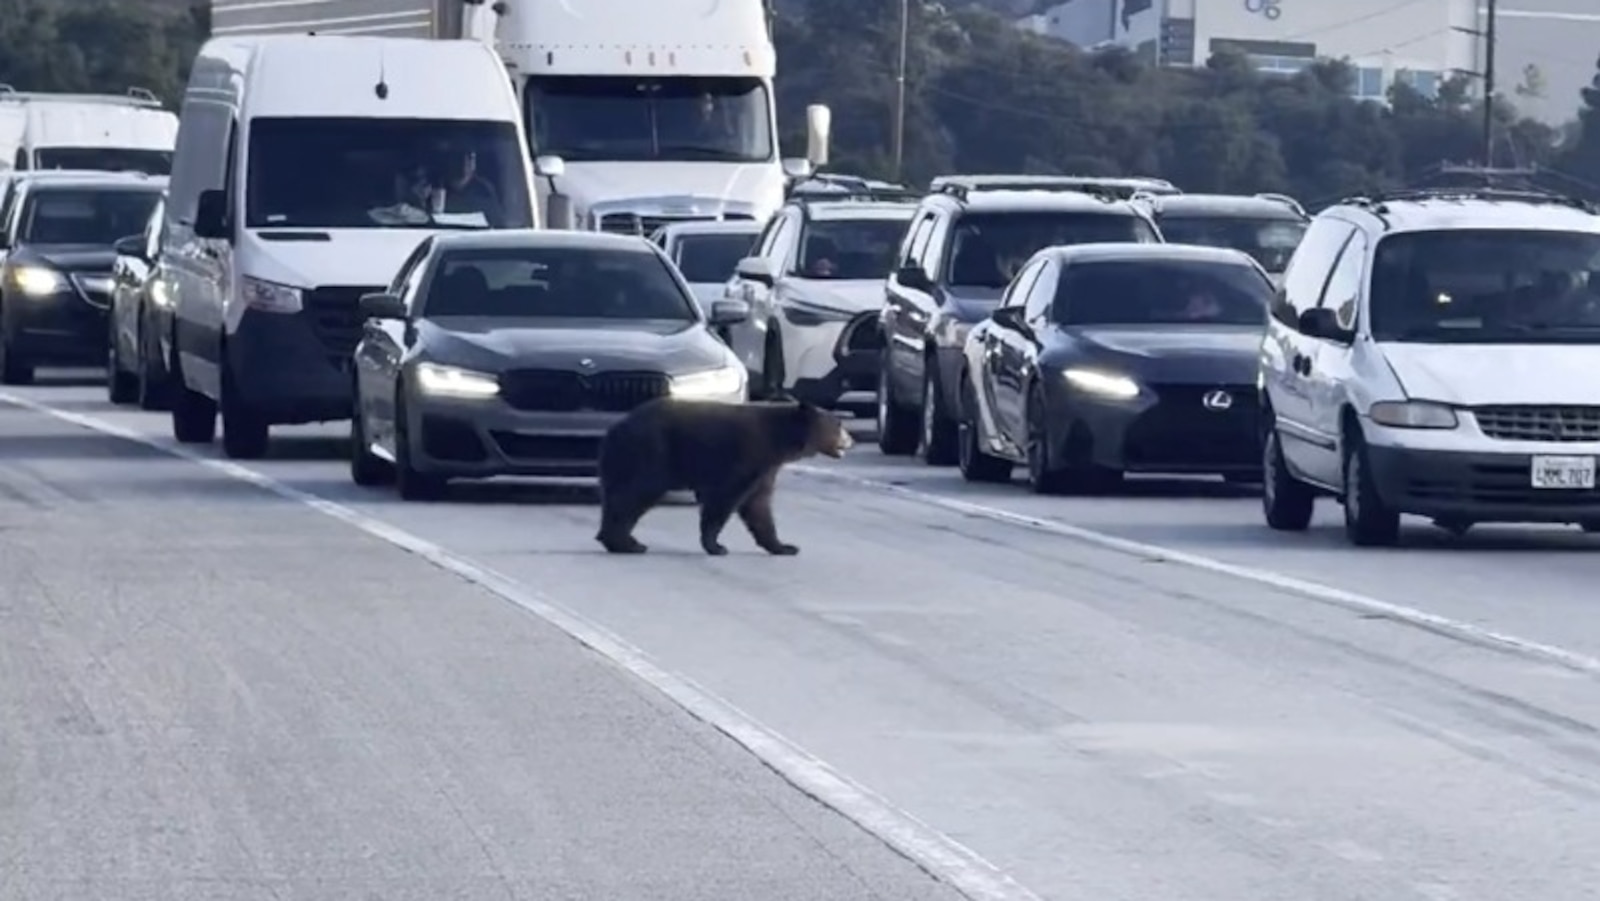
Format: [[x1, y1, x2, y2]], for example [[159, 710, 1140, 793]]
[[0, 327, 35, 386], [1342, 432, 1400, 547], [1261, 425, 1315, 531], [169, 348, 216, 444], [918, 365, 959, 465], [136, 320, 170, 410], [876, 362, 918, 455], [219, 362, 269, 460], [1025, 386, 1075, 495], [759, 329, 787, 399], [107, 327, 137, 404], [348, 393, 394, 487], [394, 392, 446, 501], [956, 378, 1013, 484]]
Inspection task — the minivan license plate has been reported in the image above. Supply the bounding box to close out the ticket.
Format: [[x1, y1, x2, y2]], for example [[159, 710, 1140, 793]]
[[1530, 455, 1595, 489]]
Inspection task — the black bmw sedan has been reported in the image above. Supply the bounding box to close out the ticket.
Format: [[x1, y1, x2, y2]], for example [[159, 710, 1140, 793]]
[[957, 243, 1272, 493], [349, 230, 751, 500]]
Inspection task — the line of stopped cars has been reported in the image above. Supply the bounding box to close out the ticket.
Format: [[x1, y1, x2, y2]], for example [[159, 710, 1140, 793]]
[[73, 168, 1600, 546]]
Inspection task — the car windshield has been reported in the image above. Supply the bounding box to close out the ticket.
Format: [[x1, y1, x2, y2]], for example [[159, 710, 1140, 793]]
[[1054, 258, 1271, 326], [1156, 215, 1307, 272], [525, 76, 773, 163], [245, 117, 533, 230], [946, 211, 1160, 288], [422, 246, 698, 321], [1370, 230, 1600, 343], [796, 217, 909, 280], [34, 147, 172, 175], [673, 231, 757, 283], [19, 187, 161, 245]]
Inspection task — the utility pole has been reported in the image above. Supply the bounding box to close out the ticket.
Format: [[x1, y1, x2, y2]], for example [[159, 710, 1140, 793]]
[[892, 0, 908, 180], [1482, 0, 1498, 166]]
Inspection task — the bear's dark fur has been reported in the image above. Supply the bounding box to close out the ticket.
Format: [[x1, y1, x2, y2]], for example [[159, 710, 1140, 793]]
[[595, 396, 854, 556]]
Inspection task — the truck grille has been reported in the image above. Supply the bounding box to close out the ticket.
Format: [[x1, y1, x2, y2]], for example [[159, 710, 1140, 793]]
[[304, 285, 382, 361], [596, 211, 755, 236], [1473, 405, 1600, 442], [498, 368, 671, 412]]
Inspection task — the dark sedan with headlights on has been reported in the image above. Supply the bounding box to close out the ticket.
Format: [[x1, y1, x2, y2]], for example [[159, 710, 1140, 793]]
[[957, 243, 1273, 493], [0, 172, 165, 384], [349, 230, 752, 500]]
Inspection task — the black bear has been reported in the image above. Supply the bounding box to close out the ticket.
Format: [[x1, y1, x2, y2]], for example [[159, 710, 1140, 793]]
[[595, 396, 854, 556]]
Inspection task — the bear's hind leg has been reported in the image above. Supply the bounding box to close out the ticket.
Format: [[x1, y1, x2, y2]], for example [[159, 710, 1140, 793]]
[[738, 471, 797, 555]]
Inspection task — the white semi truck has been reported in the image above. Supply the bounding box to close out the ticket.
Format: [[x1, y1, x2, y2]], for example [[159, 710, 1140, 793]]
[[208, 0, 831, 233]]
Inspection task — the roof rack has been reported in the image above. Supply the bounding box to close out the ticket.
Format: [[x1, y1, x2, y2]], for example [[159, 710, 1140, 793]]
[[1339, 185, 1594, 215], [930, 173, 1178, 202], [0, 84, 164, 108], [1254, 192, 1308, 217], [785, 172, 922, 203]]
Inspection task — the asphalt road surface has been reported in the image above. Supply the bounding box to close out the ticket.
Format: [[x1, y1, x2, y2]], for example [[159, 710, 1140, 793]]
[[6, 370, 1600, 901]]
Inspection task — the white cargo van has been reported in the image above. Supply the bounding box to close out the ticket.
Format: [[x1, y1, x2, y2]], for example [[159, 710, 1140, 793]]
[[8, 88, 178, 173], [162, 34, 539, 459]]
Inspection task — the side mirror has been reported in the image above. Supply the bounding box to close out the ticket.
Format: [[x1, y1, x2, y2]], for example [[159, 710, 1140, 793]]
[[544, 192, 574, 230], [194, 189, 229, 240], [709, 298, 750, 325], [895, 263, 932, 292], [359, 292, 407, 320], [734, 256, 775, 286], [991, 306, 1026, 331], [805, 103, 831, 167], [1297, 307, 1349, 341], [533, 154, 566, 177], [113, 235, 146, 260], [781, 158, 812, 178]]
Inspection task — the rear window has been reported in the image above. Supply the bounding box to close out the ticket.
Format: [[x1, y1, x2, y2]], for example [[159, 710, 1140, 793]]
[[423, 245, 697, 321], [1156, 215, 1307, 273], [1054, 258, 1270, 326], [33, 147, 171, 175], [946, 211, 1159, 288]]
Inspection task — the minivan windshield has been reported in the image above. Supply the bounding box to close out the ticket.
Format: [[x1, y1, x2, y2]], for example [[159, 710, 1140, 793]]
[[1054, 259, 1270, 326], [1370, 229, 1600, 342], [423, 246, 697, 321], [34, 147, 172, 175], [796, 217, 910, 280], [1156, 215, 1307, 273], [245, 118, 533, 230], [946, 211, 1160, 288], [525, 75, 773, 163], [20, 187, 162, 245], [672, 231, 758, 283]]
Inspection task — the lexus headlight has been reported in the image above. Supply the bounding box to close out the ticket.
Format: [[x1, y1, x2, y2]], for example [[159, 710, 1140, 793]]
[[9, 265, 66, 295], [1369, 400, 1457, 429], [148, 278, 174, 309], [671, 363, 746, 399], [416, 362, 499, 398], [1063, 367, 1139, 400]]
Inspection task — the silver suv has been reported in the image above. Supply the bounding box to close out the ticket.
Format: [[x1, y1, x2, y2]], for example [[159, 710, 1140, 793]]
[[1260, 185, 1600, 546]]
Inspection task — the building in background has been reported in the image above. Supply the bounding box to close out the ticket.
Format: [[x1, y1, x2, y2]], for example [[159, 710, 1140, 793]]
[[1019, 0, 1599, 125]]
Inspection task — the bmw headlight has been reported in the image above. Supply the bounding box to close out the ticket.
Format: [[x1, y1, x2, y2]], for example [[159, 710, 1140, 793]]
[[416, 362, 499, 398], [1369, 400, 1457, 429], [671, 363, 746, 399], [1063, 367, 1140, 400], [8, 265, 66, 296]]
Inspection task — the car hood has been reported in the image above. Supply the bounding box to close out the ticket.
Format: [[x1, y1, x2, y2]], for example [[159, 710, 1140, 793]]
[[242, 229, 443, 289], [1380, 343, 1600, 406], [1066, 325, 1263, 384], [418, 317, 731, 374], [945, 286, 1004, 323], [787, 279, 885, 314], [24, 244, 117, 272]]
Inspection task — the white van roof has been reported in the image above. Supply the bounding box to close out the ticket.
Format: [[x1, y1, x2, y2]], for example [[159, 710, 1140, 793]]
[[197, 35, 521, 122], [24, 101, 178, 152]]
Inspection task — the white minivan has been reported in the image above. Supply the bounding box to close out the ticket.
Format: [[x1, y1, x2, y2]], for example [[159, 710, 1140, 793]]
[[161, 34, 539, 459]]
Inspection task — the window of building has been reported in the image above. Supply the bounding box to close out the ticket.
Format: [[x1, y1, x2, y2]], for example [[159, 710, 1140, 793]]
[[1398, 69, 1441, 98], [1250, 54, 1312, 76], [1352, 66, 1386, 99]]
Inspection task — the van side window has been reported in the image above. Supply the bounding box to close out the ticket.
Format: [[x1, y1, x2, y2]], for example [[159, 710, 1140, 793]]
[[166, 99, 231, 227], [900, 212, 935, 269], [1318, 232, 1367, 331], [1277, 218, 1354, 328]]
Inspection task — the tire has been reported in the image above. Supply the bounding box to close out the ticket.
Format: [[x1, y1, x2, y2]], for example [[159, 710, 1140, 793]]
[[393, 392, 445, 501], [876, 362, 918, 455], [956, 378, 1013, 484], [758, 329, 786, 399], [1342, 432, 1400, 547], [348, 395, 393, 487], [917, 364, 959, 465], [0, 329, 35, 386], [219, 363, 269, 460], [169, 348, 217, 444], [107, 327, 137, 404], [1024, 386, 1074, 495], [1261, 425, 1315, 531], [136, 317, 170, 411]]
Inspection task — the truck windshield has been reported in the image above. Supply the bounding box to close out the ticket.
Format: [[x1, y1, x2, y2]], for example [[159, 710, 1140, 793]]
[[20, 187, 162, 246], [245, 117, 534, 230], [524, 76, 773, 163], [33, 147, 172, 175]]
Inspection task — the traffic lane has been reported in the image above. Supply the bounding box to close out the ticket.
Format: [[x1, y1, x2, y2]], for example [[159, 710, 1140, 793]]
[[21, 391, 1600, 898], [830, 449, 1600, 656], [0, 402, 963, 901]]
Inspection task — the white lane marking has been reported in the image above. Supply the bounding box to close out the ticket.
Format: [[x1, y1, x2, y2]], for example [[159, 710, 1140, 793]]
[[0, 393, 1042, 901], [792, 465, 1600, 677]]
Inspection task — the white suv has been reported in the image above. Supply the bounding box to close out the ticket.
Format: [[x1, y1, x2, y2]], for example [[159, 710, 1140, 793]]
[[1259, 186, 1600, 546]]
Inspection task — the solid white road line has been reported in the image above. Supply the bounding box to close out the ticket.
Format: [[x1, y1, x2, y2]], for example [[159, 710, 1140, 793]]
[[0, 392, 1043, 901], [791, 464, 1600, 677]]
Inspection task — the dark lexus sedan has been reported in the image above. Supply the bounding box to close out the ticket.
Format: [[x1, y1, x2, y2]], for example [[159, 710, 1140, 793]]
[[958, 243, 1272, 493], [349, 230, 751, 499], [0, 172, 165, 384]]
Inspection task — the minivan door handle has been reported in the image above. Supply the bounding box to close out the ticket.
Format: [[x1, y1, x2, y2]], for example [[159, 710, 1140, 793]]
[[1292, 353, 1312, 375]]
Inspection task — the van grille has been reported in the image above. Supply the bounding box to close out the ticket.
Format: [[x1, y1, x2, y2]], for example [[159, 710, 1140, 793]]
[[498, 368, 671, 412], [1473, 405, 1600, 442], [303, 285, 382, 361]]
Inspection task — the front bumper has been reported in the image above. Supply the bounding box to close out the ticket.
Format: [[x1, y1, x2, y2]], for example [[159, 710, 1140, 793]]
[[406, 396, 624, 479], [787, 310, 882, 409], [1365, 444, 1600, 523], [1051, 382, 1261, 475], [228, 286, 383, 424], [2, 275, 111, 364]]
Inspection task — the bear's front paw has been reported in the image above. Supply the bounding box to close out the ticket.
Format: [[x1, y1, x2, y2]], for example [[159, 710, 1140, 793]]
[[598, 534, 649, 554], [701, 541, 730, 556], [764, 543, 799, 556]]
